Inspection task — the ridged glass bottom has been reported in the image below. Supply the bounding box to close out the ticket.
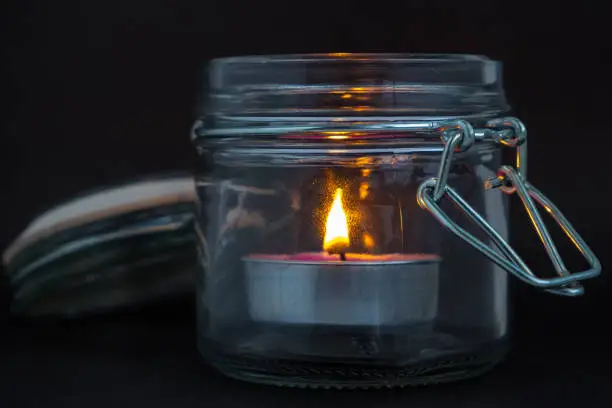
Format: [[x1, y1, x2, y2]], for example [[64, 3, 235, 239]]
[[199, 324, 508, 389], [205, 351, 505, 389]]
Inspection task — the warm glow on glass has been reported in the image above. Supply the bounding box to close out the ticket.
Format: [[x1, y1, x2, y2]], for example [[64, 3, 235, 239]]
[[359, 181, 369, 199], [356, 157, 373, 167], [323, 188, 350, 253], [326, 131, 349, 140], [362, 232, 375, 249]]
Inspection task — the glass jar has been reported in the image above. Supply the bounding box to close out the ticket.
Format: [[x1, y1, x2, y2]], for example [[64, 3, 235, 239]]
[[192, 54, 600, 388]]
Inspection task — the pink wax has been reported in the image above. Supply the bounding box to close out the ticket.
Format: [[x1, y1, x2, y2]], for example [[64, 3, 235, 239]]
[[245, 252, 440, 263]]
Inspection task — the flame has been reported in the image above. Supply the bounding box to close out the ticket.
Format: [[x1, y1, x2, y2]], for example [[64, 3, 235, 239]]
[[323, 188, 350, 253]]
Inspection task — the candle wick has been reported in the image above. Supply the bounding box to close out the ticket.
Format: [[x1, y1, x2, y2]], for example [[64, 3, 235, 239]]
[[339, 252, 346, 261]]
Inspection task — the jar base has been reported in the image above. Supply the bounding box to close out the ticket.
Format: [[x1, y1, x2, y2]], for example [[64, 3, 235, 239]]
[[200, 339, 508, 389]]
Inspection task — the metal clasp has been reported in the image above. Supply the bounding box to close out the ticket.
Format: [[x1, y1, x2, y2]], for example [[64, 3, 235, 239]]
[[417, 118, 601, 296]]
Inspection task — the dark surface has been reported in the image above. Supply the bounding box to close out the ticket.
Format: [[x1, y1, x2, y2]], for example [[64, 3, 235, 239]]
[[3, 0, 612, 406], [1, 296, 611, 408]]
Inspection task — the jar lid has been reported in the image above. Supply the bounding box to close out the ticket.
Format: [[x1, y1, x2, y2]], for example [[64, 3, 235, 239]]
[[3, 174, 197, 317], [199, 53, 510, 137]]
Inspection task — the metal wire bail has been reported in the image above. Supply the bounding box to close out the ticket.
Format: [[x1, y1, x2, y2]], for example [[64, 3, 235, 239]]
[[417, 117, 601, 296]]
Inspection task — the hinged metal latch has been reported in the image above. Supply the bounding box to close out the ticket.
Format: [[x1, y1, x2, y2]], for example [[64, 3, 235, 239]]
[[417, 117, 601, 296]]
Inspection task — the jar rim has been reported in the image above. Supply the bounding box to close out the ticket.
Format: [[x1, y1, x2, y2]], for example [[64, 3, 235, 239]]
[[210, 53, 497, 65]]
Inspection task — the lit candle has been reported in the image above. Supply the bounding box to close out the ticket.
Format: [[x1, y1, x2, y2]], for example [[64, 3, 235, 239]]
[[243, 187, 441, 326]]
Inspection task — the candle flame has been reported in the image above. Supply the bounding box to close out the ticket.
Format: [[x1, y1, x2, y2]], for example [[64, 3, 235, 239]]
[[323, 188, 350, 253]]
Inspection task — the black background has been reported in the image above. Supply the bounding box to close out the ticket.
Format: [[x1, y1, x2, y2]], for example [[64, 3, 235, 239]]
[[2, 0, 611, 407]]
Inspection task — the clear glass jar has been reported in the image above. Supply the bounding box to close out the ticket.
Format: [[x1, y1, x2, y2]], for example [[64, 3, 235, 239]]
[[192, 54, 600, 388]]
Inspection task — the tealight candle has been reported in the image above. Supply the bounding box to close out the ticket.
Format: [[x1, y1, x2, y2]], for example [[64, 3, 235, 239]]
[[243, 188, 441, 326]]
